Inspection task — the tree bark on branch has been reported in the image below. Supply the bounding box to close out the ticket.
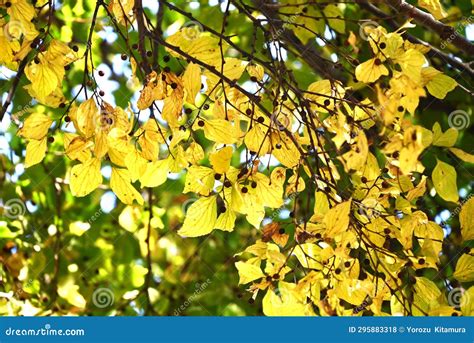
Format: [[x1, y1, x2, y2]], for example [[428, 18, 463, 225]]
[[386, 0, 474, 56]]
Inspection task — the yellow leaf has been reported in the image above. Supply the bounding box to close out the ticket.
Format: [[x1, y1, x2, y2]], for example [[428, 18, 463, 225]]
[[235, 260, 264, 284], [18, 112, 52, 140], [185, 142, 204, 164], [25, 57, 59, 100], [178, 196, 217, 237], [453, 253, 474, 282], [166, 33, 222, 65], [139, 159, 169, 188], [215, 209, 236, 232], [355, 58, 389, 83], [432, 160, 458, 203], [209, 146, 233, 174], [244, 124, 271, 156], [324, 5, 345, 33], [24, 137, 47, 168], [323, 199, 352, 237], [418, 0, 446, 19], [395, 49, 425, 83], [263, 282, 313, 316], [449, 148, 474, 163], [293, 243, 322, 269], [183, 166, 215, 195], [413, 277, 442, 315], [110, 168, 144, 205], [64, 134, 92, 162], [182, 62, 201, 104], [461, 286, 474, 316], [247, 63, 265, 81], [75, 98, 98, 138], [460, 198, 474, 242], [422, 67, 457, 99], [70, 158, 102, 197], [58, 279, 86, 309], [205, 58, 247, 91], [432, 122, 457, 147], [195, 118, 238, 144], [124, 149, 148, 182]]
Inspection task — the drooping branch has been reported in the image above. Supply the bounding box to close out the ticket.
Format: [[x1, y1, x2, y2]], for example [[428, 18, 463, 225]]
[[358, 1, 474, 82], [386, 0, 474, 56]]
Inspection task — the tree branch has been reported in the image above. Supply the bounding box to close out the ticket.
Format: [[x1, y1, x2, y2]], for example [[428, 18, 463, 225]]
[[386, 0, 474, 56], [0, 58, 29, 122], [358, 1, 474, 81]]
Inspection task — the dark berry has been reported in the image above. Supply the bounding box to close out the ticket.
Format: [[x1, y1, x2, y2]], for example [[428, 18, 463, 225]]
[[203, 104, 210, 110], [214, 173, 222, 180], [163, 55, 170, 62], [361, 176, 367, 183], [251, 181, 257, 188], [324, 99, 331, 106], [121, 54, 127, 60], [257, 116, 264, 123], [47, 136, 54, 143], [278, 228, 285, 234], [185, 108, 192, 115], [241, 187, 248, 194], [374, 58, 382, 66], [197, 120, 205, 127], [224, 180, 232, 188], [72, 45, 79, 52], [98, 70, 104, 77], [379, 42, 386, 49]]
